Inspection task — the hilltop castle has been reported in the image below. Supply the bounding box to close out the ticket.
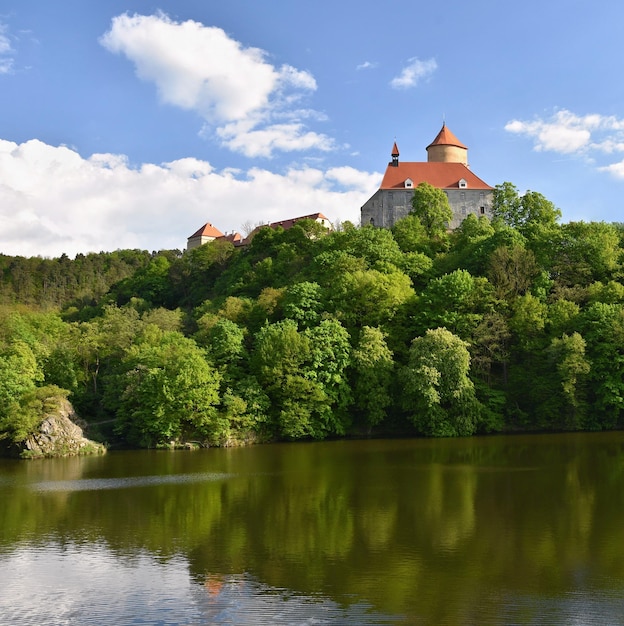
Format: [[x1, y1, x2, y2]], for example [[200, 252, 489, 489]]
[[361, 124, 493, 229]]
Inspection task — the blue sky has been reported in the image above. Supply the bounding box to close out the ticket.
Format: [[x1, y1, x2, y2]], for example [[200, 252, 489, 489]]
[[1, 1, 624, 257]]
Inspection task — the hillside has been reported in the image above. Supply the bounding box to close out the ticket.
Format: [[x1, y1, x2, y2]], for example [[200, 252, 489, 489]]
[[2, 182, 624, 451]]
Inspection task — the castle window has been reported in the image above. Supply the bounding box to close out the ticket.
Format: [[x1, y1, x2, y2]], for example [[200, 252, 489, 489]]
[[460, 192, 465, 201], [480, 206, 485, 215], [405, 178, 413, 188], [459, 179, 467, 189]]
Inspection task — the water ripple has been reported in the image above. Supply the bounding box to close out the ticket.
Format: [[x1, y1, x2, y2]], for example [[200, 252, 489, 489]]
[[30, 472, 234, 492]]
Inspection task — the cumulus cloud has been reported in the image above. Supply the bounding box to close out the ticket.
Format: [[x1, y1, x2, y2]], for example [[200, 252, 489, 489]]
[[356, 61, 378, 71], [597, 161, 624, 179], [390, 57, 437, 89], [100, 12, 334, 157], [0, 23, 15, 74], [505, 109, 624, 179], [0, 139, 380, 258]]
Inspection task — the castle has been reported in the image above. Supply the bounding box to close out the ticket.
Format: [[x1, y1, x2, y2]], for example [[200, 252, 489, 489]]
[[360, 124, 493, 229]]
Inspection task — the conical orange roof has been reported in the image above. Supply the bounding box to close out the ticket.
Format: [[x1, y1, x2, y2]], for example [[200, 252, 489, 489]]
[[426, 123, 467, 150]]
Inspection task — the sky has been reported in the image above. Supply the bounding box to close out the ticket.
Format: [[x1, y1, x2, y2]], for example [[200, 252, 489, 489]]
[[2, 1, 624, 258]]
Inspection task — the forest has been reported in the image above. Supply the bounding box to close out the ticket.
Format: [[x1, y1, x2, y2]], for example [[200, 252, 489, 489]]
[[1, 181, 624, 452]]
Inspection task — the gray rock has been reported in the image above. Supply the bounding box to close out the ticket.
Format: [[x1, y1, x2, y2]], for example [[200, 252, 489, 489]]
[[22, 398, 106, 459]]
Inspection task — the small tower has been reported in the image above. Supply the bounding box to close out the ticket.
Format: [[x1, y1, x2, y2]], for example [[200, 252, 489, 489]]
[[390, 141, 400, 167], [426, 123, 468, 165]]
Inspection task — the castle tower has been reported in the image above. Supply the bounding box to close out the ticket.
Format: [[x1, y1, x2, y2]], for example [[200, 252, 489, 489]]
[[390, 141, 399, 167], [426, 123, 468, 166]]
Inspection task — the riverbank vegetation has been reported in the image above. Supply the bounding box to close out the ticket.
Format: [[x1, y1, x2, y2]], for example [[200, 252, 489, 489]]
[[2, 181, 624, 451]]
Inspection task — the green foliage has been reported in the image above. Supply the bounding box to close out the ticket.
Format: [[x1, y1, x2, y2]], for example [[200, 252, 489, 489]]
[[401, 328, 482, 437], [350, 327, 394, 429], [410, 182, 453, 239], [318, 225, 405, 271], [327, 268, 414, 330], [488, 245, 539, 300], [282, 281, 322, 328], [392, 214, 430, 254], [113, 330, 222, 447], [304, 319, 352, 431], [204, 318, 246, 366], [0, 386, 69, 444], [251, 319, 352, 439], [415, 269, 494, 339], [547, 332, 590, 428]]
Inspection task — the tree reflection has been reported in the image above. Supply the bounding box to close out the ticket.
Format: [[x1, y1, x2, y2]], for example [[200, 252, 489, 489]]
[[2, 433, 624, 623]]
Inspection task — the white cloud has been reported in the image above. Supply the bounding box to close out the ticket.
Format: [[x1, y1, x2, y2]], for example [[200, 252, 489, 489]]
[[0, 139, 380, 258], [598, 161, 624, 179], [506, 109, 624, 178], [390, 57, 437, 89], [100, 13, 332, 158], [356, 61, 378, 71], [505, 109, 624, 155], [0, 23, 15, 74]]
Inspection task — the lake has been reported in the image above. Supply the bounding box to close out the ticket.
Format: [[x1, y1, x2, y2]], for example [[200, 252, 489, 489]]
[[2, 432, 624, 625]]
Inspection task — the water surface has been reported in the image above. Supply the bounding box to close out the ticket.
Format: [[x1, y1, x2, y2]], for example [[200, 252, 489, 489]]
[[2, 433, 624, 624]]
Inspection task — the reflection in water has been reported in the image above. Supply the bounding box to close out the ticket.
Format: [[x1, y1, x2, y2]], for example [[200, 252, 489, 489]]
[[0, 544, 402, 625], [2, 433, 624, 624]]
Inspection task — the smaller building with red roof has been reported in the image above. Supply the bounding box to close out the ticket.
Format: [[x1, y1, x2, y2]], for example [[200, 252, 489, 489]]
[[361, 124, 493, 229], [187, 213, 330, 250], [187, 223, 243, 250]]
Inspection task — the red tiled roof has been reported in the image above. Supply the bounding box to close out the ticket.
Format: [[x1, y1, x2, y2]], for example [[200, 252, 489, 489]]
[[188, 222, 225, 239], [241, 213, 331, 246], [268, 212, 329, 230], [380, 162, 492, 190], [222, 232, 242, 243], [391, 141, 400, 156], [426, 124, 467, 150]]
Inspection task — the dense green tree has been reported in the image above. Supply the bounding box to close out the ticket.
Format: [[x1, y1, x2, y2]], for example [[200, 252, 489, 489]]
[[508, 293, 548, 351], [327, 268, 414, 330], [551, 222, 621, 288], [113, 329, 222, 447], [282, 281, 323, 328], [410, 182, 453, 239], [443, 214, 496, 274], [546, 332, 590, 428], [492, 182, 561, 233], [415, 269, 494, 339], [470, 311, 511, 385], [0, 341, 45, 445], [401, 328, 482, 437], [586, 280, 624, 305], [251, 319, 351, 439], [487, 245, 539, 300], [350, 326, 394, 430], [392, 214, 430, 254], [318, 225, 405, 271], [304, 319, 352, 432], [251, 320, 317, 438], [492, 183, 561, 267], [580, 302, 624, 429], [203, 318, 246, 367]]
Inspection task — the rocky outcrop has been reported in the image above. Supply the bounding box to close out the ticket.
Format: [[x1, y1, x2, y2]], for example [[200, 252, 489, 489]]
[[22, 398, 106, 459]]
